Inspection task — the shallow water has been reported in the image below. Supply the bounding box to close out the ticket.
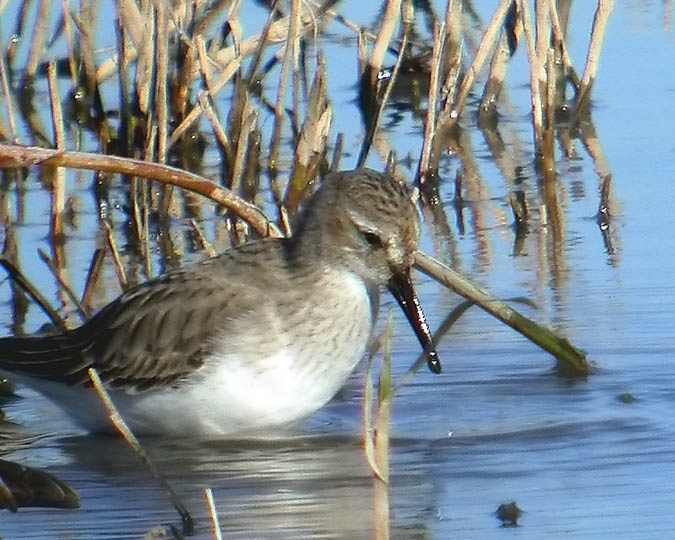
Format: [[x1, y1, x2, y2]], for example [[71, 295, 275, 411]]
[[2, 1, 675, 538]]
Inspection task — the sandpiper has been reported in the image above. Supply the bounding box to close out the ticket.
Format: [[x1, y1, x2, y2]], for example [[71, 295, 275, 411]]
[[0, 169, 439, 436]]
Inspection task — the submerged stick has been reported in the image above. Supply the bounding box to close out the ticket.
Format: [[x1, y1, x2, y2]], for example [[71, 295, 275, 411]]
[[204, 488, 223, 540], [373, 314, 392, 540], [88, 368, 194, 535], [414, 251, 590, 375]]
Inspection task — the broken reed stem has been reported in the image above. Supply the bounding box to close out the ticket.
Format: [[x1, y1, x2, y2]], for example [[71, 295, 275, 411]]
[[203, 488, 223, 540], [102, 221, 129, 291], [441, 0, 463, 111], [197, 85, 234, 167], [23, 0, 51, 80], [548, 0, 579, 88], [189, 218, 217, 257], [373, 314, 393, 540], [168, 57, 242, 149], [156, 2, 173, 213], [0, 48, 17, 142], [450, 0, 513, 121], [417, 20, 444, 185], [37, 248, 90, 322], [414, 251, 591, 375], [87, 368, 194, 536], [61, 0, 79, 86], [80, 247, 106, 312], [535, 0, 550, 76], [47, 62, 66, 242], [356, 1, 410, 168], [330, 133, 344, 172], [155, 1, 169, 165], [543, 49, 556, 169], [369, 0, 402, 78], [517, 0, 545, 154], [231, 101, 257, 195], [136, 2, 155, 116], [576, 0, 614, 115], [363, 333, 386, 482], [0, 144, 282, 237], [479, 5, 511, 116], [268, 0, 302, 172], [0, 257, 67, 331], [47, 63, 66, 149]]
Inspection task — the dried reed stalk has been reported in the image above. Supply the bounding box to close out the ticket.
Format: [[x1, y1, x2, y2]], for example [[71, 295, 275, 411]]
[[88, 368, 194, 536], [576, 0, 614, 114], [548, 0, 579, 88], [356, 0, 411, 168], [0, 144, 281, 237], [37, 249, 89, 322], [23, 0, 51, 80], [441, 0, 463, 113], [0, 35, 17, 142], [204, 488, 223, 540], [81, 247, 106, 312], [102, 220, 129, 291], [269, 0, 302, 171], [47, 62, 66, 243], [286, 59, 332, 211], [373, 315, 393, 540], [479, 2, 518, 116], [190, 219, 217, 258], [414, 251, 590, 375], [449, 0, 513, 122], [136, 1, 155, 115], [0, 258, 67, 331], [517, 0, 544, 153], [168, 57, 242, 149], [417, 21, 444, 186], [369, 0, 401, 78], [59, 1, 76, 86]]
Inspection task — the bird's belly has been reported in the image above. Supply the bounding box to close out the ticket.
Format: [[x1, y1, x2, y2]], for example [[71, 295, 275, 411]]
[[119, 274, 375, 436], [121, 335, 369, 436]]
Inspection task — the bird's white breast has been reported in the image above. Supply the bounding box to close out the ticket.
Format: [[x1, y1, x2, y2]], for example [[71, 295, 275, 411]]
[[115, 270, 375, 436]]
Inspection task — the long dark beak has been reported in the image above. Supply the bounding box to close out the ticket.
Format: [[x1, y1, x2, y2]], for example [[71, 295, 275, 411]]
[[388, 268, 441, 374]]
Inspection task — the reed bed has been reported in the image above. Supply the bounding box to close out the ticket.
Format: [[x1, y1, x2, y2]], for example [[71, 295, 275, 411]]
[[0, 0, 614, 535]]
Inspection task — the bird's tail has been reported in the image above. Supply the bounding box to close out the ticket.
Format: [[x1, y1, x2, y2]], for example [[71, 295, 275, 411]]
[[0, 333, 88, 384]]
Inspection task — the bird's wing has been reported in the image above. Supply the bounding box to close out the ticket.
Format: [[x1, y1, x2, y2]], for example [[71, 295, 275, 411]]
[[0, 258, 260, 393]]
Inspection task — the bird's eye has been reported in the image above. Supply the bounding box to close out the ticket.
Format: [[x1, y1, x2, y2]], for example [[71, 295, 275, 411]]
[[362, 231, 383, 248]]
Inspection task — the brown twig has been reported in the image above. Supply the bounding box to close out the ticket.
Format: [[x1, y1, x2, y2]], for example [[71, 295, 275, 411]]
[[190, 218, 217, 258], [517, 0, 544, 153], [417, 21, 444, 186], [101, 220, 129, 291], [23, 0, 51, 81], [87, 367, 194, 536], [203, 488, 223, 540], [414, 251, 590, 375], [575, 0, 614, 115], [449, 0, 513, 121], [47, 62, 66, 243], [0, 43, 18, 142], [37, 249, 90, 322], [0, 257, 68, 331], [80, 247, 106, 312], [0, 144, 281, 237], [269, 0, 302, 172]]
